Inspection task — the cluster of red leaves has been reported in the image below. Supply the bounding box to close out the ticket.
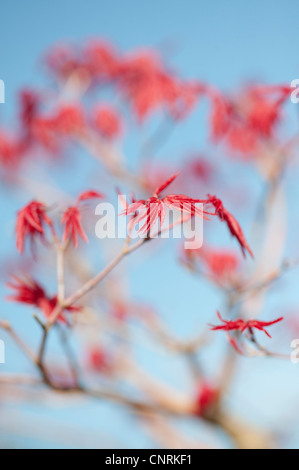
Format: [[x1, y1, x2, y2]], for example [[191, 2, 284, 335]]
[[16, 201, 54, 254], [0, 89, 59, 166], [10, 191, 104, 324], [45, 41, 119, 83], [122, 172, 209, 235], [117, 51, 203, 121], [16, 191, 104, 254], [92, 104, 123, 140], [0, 40, 291, 172], [29, 101, 123, 152], [187, 247, 240, 282], [6, 276, 79, 323], [54, 104, 86, 136], [0, 95, 89, 167], [61, 191, 104, 248], [203, 249, 239, 280], [210, 311, 284, 339], [209, 85, 291, 155], [45, 42, 203, 122], [122, 172, 253, 259], [30, 115, 61, 153], [0, 90, 122, 168], [31, 103, 86, 151]]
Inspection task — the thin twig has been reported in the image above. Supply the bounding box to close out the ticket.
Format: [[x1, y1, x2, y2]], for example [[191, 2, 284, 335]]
[[0, 321, 37, 364]]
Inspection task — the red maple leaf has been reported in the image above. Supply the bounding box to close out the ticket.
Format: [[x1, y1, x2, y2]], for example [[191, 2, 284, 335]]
[[7, 276, 80, 323], [206, 195, 254, 258], [210, 311, 283, 338], [16, 201, 53, 254], [62, 190, 103, 247], [123, 172, 208, 234]]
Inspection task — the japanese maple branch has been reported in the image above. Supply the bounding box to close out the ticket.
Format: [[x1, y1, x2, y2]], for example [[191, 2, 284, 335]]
[[50, 239, 144, 325], [0, 320, 36, 364], [235, 256, 299, 298], [0, 320, 51, 384], [57, 325, 81, 385], [0, 317, 277, 449], [48, 213, 192, 327]]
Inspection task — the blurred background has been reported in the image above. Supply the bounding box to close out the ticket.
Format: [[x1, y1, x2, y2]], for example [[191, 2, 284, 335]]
[[1, 0, 299, 449]]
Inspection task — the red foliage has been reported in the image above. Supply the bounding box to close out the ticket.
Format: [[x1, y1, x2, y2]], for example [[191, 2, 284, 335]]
[[0, 37, 296, 450], [202, 248, 240, 280], [62, 190, 103, 247], [206, 195, 253, 258], [53, 104, 86, 136], [117, 51, 201, 121], [195, 382, 220, 417], [209, 85, 291, 155], [30, 116, 60, 152], [77, 190, 104, 202], [45, 44, 83, 81], [6, 277, 80, 323], [62, 206, 88, 247], [16, 201, 53, 254], [93, 105, 123, 139], [0, 131, 22, 167], [210, 94, 232, 141], [19, 89, 40, 136], [84, 40, 120, 81], [210, 311, 284, 338], [123, 172, 208, 234]]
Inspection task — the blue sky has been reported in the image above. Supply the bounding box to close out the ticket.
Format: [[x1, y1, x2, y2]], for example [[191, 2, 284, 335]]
[[1, 1, 299, 95], [1, 0, 299, 449]]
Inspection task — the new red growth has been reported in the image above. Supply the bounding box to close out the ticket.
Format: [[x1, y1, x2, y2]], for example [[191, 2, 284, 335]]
[[16, 201, 53, 254], [210, 311, 284, 338]]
